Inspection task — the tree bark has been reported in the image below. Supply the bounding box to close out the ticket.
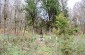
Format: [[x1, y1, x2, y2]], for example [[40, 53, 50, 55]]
[[3, 0, 7, 34], [14, 9, 17, 35], [32, 20, 35, 39]]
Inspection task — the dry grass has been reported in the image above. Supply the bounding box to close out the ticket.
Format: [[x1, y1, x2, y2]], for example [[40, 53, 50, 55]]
[[0, 29, 85, 55]]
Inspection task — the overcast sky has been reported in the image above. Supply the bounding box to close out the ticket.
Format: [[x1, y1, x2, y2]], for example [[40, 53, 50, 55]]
[[21, 0, 81, 9], [67, 0, 81, 9], [21, 0, 82, 9]]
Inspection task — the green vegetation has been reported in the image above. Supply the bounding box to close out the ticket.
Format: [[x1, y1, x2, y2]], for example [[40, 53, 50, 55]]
[[42, 0, 60, 31], [0, 0, 85, 55], [0, 34, 85, 55], [55, 13, 68, 35]]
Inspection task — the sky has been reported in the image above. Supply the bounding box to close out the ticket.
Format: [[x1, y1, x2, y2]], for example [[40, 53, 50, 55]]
[[67, 0, 81, 9], [21, 0, 81, 9]]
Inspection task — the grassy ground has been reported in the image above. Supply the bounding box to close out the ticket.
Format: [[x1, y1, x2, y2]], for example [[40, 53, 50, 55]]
[[0, 34, 85, 55]]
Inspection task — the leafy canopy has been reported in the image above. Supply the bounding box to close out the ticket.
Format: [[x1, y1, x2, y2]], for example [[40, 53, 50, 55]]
[[25, 0, 37, 26]]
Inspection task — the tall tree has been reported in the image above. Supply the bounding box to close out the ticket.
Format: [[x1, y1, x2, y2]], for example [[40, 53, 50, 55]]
[[25, 0, 37, 37], [3, 0, 8, 34], [14, 0, 22, 35], [42, 0, 60, 32], [59, 0, 68, 17], [72, 0, 85, 34], [0, 0, 2, 28]]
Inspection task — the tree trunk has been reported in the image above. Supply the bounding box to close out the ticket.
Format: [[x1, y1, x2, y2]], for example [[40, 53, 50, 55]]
[[83, 23, 85, 34], [14, 10, 17, 35], [39, 27, 44, 41], [31, 17, 35, 39], [3, 0, 7, 34], [23, 21, 27, 36], [4, 19, 6, 34]]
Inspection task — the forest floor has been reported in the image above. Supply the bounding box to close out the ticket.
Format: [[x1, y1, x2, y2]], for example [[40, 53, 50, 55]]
[[0, 33, 85, 55]]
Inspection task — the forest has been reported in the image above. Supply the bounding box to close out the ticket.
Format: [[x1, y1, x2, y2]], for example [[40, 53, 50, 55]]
[[0, 0, 85, 55]]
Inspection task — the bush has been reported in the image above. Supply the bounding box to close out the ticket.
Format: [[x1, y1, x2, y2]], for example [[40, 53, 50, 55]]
[[55, 13, 79, 35], [55, 13, 68, 35]]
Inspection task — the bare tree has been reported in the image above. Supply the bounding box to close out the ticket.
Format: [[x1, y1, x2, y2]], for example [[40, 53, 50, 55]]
[[0, 0, 2, 28], [3, 0, 9, 34], [14, 0, 22, 35], [72, 0, 85, 34]]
